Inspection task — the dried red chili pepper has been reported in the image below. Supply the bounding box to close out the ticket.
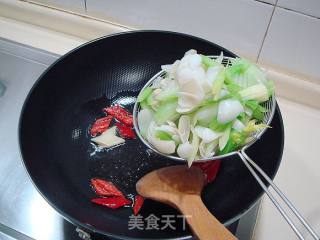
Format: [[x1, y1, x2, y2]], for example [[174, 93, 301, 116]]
[[115, 123, 136, 139], [133, 195, 145, 215], [91, 179, 123, 197], [103, 105, 133, 126], [91, 196, 131, 209], [90, 116, 113, 137], [193, 160, 221, 184]]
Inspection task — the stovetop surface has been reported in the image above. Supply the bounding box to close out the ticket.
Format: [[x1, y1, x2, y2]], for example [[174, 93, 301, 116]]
[[0, 37, 258, 240]]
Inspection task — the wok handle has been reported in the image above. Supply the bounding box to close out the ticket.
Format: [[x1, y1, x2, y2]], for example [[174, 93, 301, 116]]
[[179, 195, 237, 240], [238, 150, 320, 240]]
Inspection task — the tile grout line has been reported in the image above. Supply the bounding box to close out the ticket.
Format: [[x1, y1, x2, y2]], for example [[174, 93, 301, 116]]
[[256, 0, 278, 63], [18, 0, 135, 30], [84, 0, 87, 13], [277, 5, 320, 20]]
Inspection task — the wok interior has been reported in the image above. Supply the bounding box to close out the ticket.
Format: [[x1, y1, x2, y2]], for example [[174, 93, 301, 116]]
[[19, 31, 284, 239]]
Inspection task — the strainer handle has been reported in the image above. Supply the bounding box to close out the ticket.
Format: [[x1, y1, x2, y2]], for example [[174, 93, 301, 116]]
[[238, 150, 319, 240]]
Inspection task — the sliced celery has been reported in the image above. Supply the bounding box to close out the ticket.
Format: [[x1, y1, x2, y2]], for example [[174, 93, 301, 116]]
[[212, 68, 226, 100], [154, 100, 179, 124], [220, 138, 237, 155], [140, 100, 149, 109], [201, 55, 217, 69], [155, 88, 178, 102], [239, 84, 269, 102], [209, 118, 231, 132], [137, 87, 153, 102], [265, 80, 274, 97], [155, 131, 172, 141]]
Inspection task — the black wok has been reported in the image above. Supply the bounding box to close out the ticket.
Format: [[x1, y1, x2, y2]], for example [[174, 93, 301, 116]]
[[19, 30, 284, 239]]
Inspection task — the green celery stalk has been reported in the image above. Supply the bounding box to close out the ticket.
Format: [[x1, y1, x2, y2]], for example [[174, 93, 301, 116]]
[[209, 118, 231, 132], [265, 80, 274, 97], [154, 100, 179, 124], [201, 55, 217, 69], [140, 100, 149, 109], [137, 87, 153, 102], [155, 131, 172, 141], [212, 68, 226, 100], [220, 138, 237, 155]]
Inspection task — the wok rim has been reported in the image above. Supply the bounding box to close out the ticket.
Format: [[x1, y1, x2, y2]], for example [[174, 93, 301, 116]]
[[18, 30, 284, 240]]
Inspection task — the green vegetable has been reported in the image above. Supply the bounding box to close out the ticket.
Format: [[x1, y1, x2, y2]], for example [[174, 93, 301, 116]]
[[137, 87, 153, 102], [209, 118, 231, 132], [219, 125, 231, 150], [226, 82, 242, 94], [226, 58, 267, 88], [265, 80, 274, 97], [201, 55, 217, 68], [252, 108, 264, 121], [239, 84, 269, 102], [154, 100, 179, 124], [155, 131, 172, 141], [155, 88, 178, 102], [137, 52, 275, 161], [230, 130, 247, 146], [194, 104, 218, 126], [220, 138, 237, 154], [237, 112, 250, 125], [244, 100, 267, 122], [212, 68, 226, 100], [140, 100, 149, 110], [243, 120, 269, 134], [146, 92, 154, 106]]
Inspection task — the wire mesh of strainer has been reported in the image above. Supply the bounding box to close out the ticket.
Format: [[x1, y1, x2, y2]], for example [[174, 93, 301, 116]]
[[133, 56, 276, 162], [133, 55, 319, 240]]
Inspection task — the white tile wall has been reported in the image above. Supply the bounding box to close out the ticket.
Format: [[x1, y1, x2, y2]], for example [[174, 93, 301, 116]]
[[253, 98, 320, 240], [259, 7, 320, 82], [278, 0, 320, 18], [85, 0, 274, 60], [32, 0, 85, 13]]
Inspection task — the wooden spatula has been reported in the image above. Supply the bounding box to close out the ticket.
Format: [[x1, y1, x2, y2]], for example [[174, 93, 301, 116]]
[[136, 165, 237, 240]]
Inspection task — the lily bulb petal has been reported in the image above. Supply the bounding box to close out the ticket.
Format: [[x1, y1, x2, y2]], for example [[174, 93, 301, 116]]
[[205, 140, 218, 157], [178, 115, 191, 143], [188, 128, 200, 167], [179, 53, 202, 69], [155, 124, 178, 136], [194, 126, 222, 143], [137, 108, 154, 137], [177, 142, 194, 159], [217, 99, 244, 124], [177, 92, 202, 113], [184, 49, 197, 56], [206, 65, 223, 86], [147, 122, 176, 154], [199, 140, 207, 158]]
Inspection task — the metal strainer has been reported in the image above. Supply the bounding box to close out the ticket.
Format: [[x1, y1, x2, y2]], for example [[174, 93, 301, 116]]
[[133, 56, 319, 240]]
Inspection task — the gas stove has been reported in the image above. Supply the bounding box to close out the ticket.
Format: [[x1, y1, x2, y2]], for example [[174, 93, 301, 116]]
[[0, 37, 259, 240]]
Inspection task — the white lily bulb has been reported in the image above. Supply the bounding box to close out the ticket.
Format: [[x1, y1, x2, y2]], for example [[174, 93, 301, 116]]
[[217, 99, 244, 124]]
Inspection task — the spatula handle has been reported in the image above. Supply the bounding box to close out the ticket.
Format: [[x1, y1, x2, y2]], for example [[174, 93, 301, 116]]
[[179, 195, 237, 240]]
